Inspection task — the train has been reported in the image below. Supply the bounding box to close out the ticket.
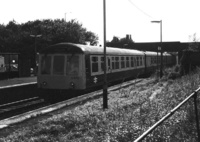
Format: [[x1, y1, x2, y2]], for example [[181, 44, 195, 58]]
[[37, 42, 175, 99]]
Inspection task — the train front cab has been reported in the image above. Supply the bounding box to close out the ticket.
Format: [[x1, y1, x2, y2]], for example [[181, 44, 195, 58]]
[[37, 53, 86, 97]]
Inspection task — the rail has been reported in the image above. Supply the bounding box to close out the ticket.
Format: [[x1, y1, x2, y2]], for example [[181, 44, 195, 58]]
[[134, 87, 200, 142]]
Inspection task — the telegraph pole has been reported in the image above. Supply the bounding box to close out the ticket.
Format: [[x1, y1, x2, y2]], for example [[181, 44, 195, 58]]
[[103, 0, 108, 109], [160, 20, 163, 78]]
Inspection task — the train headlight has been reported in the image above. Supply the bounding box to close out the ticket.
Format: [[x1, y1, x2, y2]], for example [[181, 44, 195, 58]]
[[42, 81, 47, 86], [70, 82, 75, 89]]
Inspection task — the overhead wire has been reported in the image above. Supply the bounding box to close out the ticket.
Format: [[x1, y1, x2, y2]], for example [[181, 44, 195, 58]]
[[128, 0, 154, 19]]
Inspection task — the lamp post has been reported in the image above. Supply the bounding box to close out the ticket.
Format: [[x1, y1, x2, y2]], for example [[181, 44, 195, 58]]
[[103, 0, 108, 109], [30, 34, 42, 74], [151, 20, 163, 78]]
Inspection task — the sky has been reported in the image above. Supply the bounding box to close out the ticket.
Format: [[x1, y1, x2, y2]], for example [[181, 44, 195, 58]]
[[0, 0, 200, 44]]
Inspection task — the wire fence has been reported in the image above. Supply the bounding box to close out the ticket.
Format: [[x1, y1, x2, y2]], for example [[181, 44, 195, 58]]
[[134, 87, 200, 142]]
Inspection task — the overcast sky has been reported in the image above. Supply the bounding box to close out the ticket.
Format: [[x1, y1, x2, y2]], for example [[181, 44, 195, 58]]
[[0, 0, 200, 44]]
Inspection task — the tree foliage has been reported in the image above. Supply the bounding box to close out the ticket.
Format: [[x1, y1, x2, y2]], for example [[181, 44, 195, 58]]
[[106, 35, 134, 48], [188, 33, 200, 51], [0, 19, 99, 67]]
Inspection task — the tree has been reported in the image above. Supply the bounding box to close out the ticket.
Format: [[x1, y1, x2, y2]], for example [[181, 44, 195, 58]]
[[188, 33, 200, 51], [0, 19, 99, 68], [106, 35, 134, 48], [84, 31, 99, 45]]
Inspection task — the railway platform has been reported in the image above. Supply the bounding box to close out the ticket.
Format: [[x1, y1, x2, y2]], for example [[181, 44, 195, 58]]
[[0, 76, 37, 88], [0, 76, 37, 105]]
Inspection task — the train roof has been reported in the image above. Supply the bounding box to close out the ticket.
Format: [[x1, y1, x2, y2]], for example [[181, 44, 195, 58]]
[[40, 43, 145, 56], [144, 51, 158, 56], [144, 51, 172, 56]]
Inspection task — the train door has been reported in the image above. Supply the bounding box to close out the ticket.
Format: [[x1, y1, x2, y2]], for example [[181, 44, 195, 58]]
[[144, 54, 147, 73], [66, 54, 85, 89], [107, 56, 112, 73]]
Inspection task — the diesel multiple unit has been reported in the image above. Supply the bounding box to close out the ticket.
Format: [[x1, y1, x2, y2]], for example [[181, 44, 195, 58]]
[[37, 43, 174, 96]]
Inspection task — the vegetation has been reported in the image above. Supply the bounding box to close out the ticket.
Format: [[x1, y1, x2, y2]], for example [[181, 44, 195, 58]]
[[0, 67, 200, 141], [0, 19, 98, 67], [106, 35, 134, 48], [188, 33, 200, 51]]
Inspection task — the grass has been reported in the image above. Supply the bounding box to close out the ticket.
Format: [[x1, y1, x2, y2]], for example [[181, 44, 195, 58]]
[[1, 67, 200, 142]]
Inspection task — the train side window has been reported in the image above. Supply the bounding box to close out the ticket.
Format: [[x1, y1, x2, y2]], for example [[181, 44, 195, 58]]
[[107, 57, 111, 71], [115, 57, 119, 69], [112, 57, 115, 70], [136, 57, 140, 66], [121, 57, 125, 68], [41, 56, 52, 75], [100, 56, 104, 71], [134, 57, 137, 66], [140, 57, 143, 66], [126, 57, 130, 68], [91, 56, 98, 73], [131, 57, 134, 67]]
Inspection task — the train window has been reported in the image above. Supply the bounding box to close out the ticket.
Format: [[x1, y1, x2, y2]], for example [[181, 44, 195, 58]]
[[100, 56, 104, 71], [126, 57, 130, 68], [140, 57, 143, 66], [112, 57, 115, 69], [91, 56, 98, 73], [53, 55, 65, 75], [107, 57, 111, 71], [115, 57, 119, 69], [66, 55, 79, 75], [136, 57, 140, 66], [121, 57, 125, 68], [131, 57, 135, 67], [41, 56, 52, 75], [134, 57, 137, 66]]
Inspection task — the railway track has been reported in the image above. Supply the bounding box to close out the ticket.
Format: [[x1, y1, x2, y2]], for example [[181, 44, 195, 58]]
[[0, 78, 154, 129], [0, 97, 48, 120]]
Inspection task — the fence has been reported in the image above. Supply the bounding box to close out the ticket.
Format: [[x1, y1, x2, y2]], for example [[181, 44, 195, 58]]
[[134, 87, 200, 142]]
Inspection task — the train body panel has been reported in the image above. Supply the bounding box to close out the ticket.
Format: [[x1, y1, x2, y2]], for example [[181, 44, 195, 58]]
[[85, 67, 145, 89]]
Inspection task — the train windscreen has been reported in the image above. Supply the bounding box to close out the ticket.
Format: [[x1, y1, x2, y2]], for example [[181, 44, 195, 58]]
[[53, 55, 65, 75], [66, 55, 79, 75], [41, 56, 52, 75]]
